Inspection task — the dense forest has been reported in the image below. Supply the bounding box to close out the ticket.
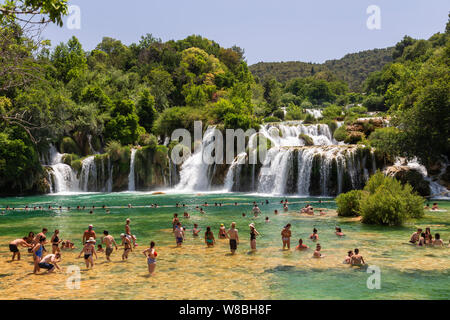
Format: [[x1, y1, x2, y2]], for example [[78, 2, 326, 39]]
[[249, 47, 394, 91], [0, 1, 449, 196]]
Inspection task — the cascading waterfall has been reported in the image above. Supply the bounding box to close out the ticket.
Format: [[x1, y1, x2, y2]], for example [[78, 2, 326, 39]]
[[80, 156, 97, 192], [128, 148, 137, 191], [175, 121, 378, 195], [45, 145, 79, 193]]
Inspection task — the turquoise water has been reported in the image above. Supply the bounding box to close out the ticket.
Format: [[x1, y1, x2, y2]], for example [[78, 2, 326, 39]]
[[0, 192, 449, 300]]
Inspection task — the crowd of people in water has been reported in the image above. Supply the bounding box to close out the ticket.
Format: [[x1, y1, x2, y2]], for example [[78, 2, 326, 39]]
[[4, 199, 449, 277]]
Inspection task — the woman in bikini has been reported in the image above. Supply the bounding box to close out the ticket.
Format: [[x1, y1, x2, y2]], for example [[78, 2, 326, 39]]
[[205, 226, 215, 247], [143, 241, 157, 276], [51, 229, 62, 254], [281, 224, 292, 250], [78, 237, 97, 268], [310, 228, 319, 241], [249, 223, 260, 251]]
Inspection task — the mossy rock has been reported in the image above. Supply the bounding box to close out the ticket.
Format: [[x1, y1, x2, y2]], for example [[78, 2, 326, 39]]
[[344, 131, 364, 144], [62, 153, 80, 166], [60, 137, 82, 155], [333, 126, 347, 142], [298, 133, 314, 146]]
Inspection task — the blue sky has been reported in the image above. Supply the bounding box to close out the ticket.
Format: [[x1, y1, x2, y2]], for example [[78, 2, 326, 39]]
[[42, 0, 449, 65]]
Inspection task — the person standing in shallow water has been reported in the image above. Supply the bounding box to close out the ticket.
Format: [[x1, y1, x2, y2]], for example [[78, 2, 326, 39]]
[[281, 224, 292, 250], [143, 241, 157, 276], [249, 223, 259, 251], [205, 226, 215, 247], [9, 237, 32, 261], [227, 222, 239, 254], [78, 237, 97, 268], [102, 230, 118, 261]]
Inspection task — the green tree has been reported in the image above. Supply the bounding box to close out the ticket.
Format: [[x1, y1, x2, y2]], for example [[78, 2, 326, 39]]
[[137, 89, 156, 133]]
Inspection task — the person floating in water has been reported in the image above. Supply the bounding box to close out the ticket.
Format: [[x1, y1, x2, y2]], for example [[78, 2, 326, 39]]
[[281, 224, 292, 250], [9, 237, 32, 261], [310, 228, 319, 241], [227, 222, 239, 254], [350, 248, 365, 266], [344, 250, 353, 264], [313, 243, 322, 258], [78, 237, 97, 268], [335, 227, 344, 237], [143, 241, 157, 275], [296, 239, 308, 250]]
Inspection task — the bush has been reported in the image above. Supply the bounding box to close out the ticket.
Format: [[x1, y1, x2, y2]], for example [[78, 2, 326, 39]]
[[105, 140, 123, 161], [298, 133, 314, 146], [285, 103, 304, 121], [344, 131, 364, 144], [137, 133, 157, 148], [60, 136, 81, 155], [360, 172, 424, 225], [272, 109, 285, 120], [333, 125, 347, 141], [263, 116, 281, 123], [336, 190, 362, 217], [303, 113, 316, 124]]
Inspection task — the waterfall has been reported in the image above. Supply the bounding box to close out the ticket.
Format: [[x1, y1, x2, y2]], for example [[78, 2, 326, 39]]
[[45, 145, 79, 193], [176, 127, 218, 191], [305, 109, 323, 119], [224, 152, 247, 191], [80, 156, 96, 192], [128, 148, 137, 191]]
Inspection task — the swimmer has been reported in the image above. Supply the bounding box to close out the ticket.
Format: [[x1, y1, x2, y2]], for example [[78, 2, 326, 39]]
[[265, 216, 270, 223], [183, 211, 190, 218], [425, 227, 433, 245], [82, 225, 96, 244], [205, 227, 215, 247], [120, 234, 132, 260], [38, 252, 61, 273], [319, 209, 326, 216], [172, 214, 180, 231], [218, 224, 227, 239], [252, 205, 261, 216], [78, 237, 97, 268], [200, 208, 205, 214], [417, 232, 426, 247], [102, 230, 118, 261], [344, 250, 353, 264], [249, 223, 259, 250], [274, 210, 278, 215], [227, 222, 239, 254], [296, 239, 308, 250], [350, 248, 365, 266], [283, 204, 288, 212], [432, 203, 438, 210], [143, 241, 157, 275], [313, 243, 322, 258], [433, 233, 444, 247], [310, 228, 319, 241], [97, 244, 104, 253], [335, 227, 344, 237], [281, 224, 292, 250], [51, 229, 61, 254], [193, 224, 201, 237], [174, 222, 185, 247], [242, 213, 246, 217], [9, 238, 32, 260], [409, 228, 422, 244]]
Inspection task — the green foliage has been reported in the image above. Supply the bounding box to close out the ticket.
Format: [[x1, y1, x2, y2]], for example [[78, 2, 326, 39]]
[[0, 0, 68, 26], [263, 116, 281, 123], [336, 190, 362, 217], [136, 89, 156, 133], [333, 125, 347, 142], [285, 103, 303, 121], [249, 47, 394, 91], [298, 133, 313, 146], [153, 106, 207, 137], [322, 104, 343, 119], [368, 127, 402, 160], [272, 109, 285, 120], [104, 99, 142, 145], [344, 131, 364, 144], [59, 136, 81, 155], [137, 132, 157, 148], [359, 172, 424, 225], [52, 36, 87, 83]]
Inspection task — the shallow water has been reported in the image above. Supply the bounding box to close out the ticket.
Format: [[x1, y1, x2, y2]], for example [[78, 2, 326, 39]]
[[0, 193, 449, 300]]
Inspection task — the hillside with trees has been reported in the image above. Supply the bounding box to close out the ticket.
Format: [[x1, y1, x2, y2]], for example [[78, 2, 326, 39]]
[[249, 47, 394, 91]]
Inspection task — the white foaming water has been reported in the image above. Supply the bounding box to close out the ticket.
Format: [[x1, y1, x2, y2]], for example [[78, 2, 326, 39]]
[[46, 145, 79, 193], [80, 156, 96, 192], [395, 158, 450, 198], [305, 109, 323, 119], [128, 149, 137, 191], [176, 127, 218, 192], [224, 152, 247, 191]]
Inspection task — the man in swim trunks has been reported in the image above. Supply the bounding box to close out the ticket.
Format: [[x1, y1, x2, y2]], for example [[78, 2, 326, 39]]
[[78, 237, 97, 268], [102, 230, 118, 261], [409, 228, 422, 244], [38, 252, 61, 273], [9, 238, 32, 261], [82, 225, 96, 244], [174, 222, 185, 247], [350, 248, 365, 266], [252, 205, 261, 217], [227, 222, 239, 254]]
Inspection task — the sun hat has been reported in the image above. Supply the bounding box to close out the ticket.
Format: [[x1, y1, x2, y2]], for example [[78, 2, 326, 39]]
[[88, 224, 93, 228], [249, 223, 255, 228], [87, 237, 96, 243]]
